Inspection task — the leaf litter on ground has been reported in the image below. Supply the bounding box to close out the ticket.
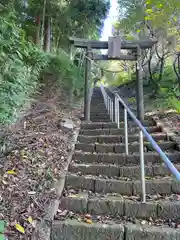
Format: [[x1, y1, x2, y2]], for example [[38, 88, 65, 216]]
[[0, 86, 82, 239]]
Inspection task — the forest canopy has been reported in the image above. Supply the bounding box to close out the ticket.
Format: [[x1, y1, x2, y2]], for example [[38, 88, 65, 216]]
[[0, 0, 110, 124]]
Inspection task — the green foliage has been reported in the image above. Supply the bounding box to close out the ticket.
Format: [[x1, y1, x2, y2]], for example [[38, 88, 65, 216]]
[[0, 0, 110, 125], [0, 13, 82, 125], [117, 0, 180, 33], [148, 65, 180, 112], [111, 72, 129, 86], [3, 0, 110, 49], [0, 14, 48, 124], [45, 50, 83, 99], [107, 71, 136, 87]]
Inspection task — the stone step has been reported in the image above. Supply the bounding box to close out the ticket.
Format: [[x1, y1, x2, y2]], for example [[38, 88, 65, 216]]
[[91, 101, 105, 105], [69, 163, 180, 179], [59, 193, 180, 221], [90, 116, 132, 121], [90, 103, 106, 106], [73, 151, 180, 165], [90, 116, 110, 120], [90, 118, 111, 122], [80, 122, 117, 130], [90, 110, 108, 114], [91, 100, 105, 102], [77, 133, 167, 144], [80, 120, 155, 130], [52, 220, 180, 240], [79, 126, 161, 136], [65, 174, 180, 195], [119, 120, 155, 127], [90, 117, 110, 121], [75, 141, 176, 153], [90, 113, 108, 116]]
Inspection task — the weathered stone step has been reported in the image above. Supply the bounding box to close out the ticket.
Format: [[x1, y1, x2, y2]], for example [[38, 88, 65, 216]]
[[66, 174, 180, 195], [80, 120, 155, 130], [90, 118, 111, 122], [77, 133, 167, 144], [90, 110, 108, 114], [69, 163, 180, 179], [90, 101, 105, 105], [90, 116, 110, 121], [73, 151, 180, 165], [90, 113, 109, 117], [90, 103, 106, 107], [120, 120, 155, 127], [75, 141, 176, 153], [60, 193, 180, 221], [69, 163, 120, 177], [79, 126, 161, 136], [52, 220, 124, 240], [81, 122, 117, 130], [90, 116, 110, 120], [90, 116, 132, 121], [51, 220, 180, 240]]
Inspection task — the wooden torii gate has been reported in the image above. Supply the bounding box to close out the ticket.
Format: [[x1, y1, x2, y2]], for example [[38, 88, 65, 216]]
[[69, 37, 156, 122]]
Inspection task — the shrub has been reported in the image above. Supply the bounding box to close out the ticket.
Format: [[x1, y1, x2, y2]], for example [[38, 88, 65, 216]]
[[0, 13, 83, 125]]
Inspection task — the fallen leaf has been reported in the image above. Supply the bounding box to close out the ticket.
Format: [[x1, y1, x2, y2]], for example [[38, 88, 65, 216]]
[[85, 219, 92, 224], [27, 217, 36, 228], [176, 224, 180, 228], [27, 216, 33, 224], [59, 210, 68, 217], [28, 191, 36, 195], [85, 214, 92, 219], [15, 223, 25, 234], [7, 170, 16, 175], [69, 194, 77, 198], [176, 195, 180, 200], [2, 180, 8, 185], [56, 209, 62, 213]]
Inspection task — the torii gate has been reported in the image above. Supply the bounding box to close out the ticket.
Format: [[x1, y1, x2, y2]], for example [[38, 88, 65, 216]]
[[69, 36, 156, 122]]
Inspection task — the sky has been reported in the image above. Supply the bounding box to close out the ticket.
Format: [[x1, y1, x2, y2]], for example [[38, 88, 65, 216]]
[[101, 0, 119, 41]]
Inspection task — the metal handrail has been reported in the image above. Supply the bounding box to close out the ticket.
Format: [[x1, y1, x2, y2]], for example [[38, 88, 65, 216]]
[[100, 83, 180, 203]]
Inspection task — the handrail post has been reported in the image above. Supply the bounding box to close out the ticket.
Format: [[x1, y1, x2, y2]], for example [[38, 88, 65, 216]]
[[105, 95, 108, 109], [107, 97, 109, 113], [139, 130, 146, 203], [113, 95, 116, 122], [109, 98, 111, 117], [111, 100, 113, 121], [117, 100, 120, 128], [124, 108, 129, 155], [115, 96, 117, 124]]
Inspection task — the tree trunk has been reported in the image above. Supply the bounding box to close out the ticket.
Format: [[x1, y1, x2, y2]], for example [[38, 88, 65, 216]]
[[34, 16, 41, 45], [44, 16, 51, 52], [41, 0, 47, 48]]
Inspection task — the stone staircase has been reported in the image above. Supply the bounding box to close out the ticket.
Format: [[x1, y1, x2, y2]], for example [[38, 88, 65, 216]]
[[51, 87, 180, 240]]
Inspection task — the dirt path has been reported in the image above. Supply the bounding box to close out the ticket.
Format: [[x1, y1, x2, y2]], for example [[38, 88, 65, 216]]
[[0, 84, 82, 239]]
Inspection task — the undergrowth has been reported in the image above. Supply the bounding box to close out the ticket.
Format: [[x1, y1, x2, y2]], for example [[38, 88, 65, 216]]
[[109, 63, 180, 113], [0, 12, 83, 125], [148, 65, 180, 113]]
